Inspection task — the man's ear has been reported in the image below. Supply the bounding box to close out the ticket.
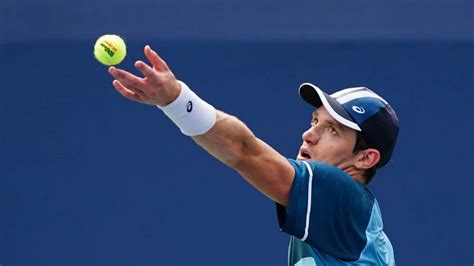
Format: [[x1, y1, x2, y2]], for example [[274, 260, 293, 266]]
[[354, 148, 381, 170]]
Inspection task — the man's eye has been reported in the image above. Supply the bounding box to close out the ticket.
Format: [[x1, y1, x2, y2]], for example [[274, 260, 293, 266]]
[[329, 126, 337, 135], [311, 118, 318, 125]]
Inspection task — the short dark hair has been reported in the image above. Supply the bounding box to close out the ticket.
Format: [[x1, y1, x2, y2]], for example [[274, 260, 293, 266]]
[[353, 132, 377, 184]]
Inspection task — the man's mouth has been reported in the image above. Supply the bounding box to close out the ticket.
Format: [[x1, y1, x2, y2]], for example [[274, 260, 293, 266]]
[[297, 148, 311, 160]]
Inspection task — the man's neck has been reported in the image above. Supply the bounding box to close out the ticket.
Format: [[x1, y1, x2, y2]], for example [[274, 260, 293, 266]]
[[344, 167, 367, 185]]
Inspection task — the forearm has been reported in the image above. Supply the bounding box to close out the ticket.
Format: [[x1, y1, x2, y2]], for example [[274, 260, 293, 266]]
[[155, 81, 294, 205], [192, 111, 261, 169], [192, 110, 293, 205]]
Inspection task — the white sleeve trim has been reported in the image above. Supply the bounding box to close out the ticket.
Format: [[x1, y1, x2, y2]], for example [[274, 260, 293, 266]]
[[301, 161, 313, 241]]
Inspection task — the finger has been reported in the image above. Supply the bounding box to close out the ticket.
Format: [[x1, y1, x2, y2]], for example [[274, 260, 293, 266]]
[[118, 80, 149, 99], [144, 45, 169, 71], [134, 60, 154, 78], [108, 66, 144, 89], [112, 80, 140, 101], [112, 80, 146, 102]]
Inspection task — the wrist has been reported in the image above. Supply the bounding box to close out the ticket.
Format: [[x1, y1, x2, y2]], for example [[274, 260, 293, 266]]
[[157, 81, 217, 136], [156, 80, 182, 107]]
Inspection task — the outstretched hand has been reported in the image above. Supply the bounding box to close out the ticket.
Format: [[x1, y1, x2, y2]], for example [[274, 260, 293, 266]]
[[108, 45, 181, 106]]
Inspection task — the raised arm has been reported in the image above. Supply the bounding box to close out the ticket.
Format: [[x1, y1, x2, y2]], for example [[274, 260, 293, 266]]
[[192, 111, 294, 205], [108, 45, 294, 206]]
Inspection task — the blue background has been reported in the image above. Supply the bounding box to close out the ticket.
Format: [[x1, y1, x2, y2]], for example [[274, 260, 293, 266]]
[[1, 0, 473, 265]]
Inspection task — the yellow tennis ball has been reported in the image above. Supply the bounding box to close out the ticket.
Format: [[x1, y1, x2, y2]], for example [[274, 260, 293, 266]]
[[94, 34, 127, 66]]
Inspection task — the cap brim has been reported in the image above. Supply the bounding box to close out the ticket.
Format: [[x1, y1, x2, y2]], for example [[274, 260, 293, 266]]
[[299, 83, 361, 131]]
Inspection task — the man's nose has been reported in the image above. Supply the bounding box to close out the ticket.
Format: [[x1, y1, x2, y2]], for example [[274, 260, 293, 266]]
[[302, 127, 320, 144]]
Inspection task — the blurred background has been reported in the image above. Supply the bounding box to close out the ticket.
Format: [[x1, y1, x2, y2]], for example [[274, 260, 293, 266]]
[[1, 0, 473, 265]]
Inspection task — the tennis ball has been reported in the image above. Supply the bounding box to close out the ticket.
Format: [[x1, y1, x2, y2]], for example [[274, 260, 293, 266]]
[[94, 34, 126, 66]]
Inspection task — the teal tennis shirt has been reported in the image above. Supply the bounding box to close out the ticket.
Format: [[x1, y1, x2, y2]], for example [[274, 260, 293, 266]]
[[276, 159, 395, 265]]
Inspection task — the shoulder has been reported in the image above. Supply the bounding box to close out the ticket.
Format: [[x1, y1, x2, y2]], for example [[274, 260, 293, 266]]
[[288, 159, 375, 204], [288, 159, 359, 184], [288, 159, 346, 179], [284, 159, 378, 261]]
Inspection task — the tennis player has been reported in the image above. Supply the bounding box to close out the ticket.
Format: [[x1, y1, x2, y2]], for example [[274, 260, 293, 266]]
[[108, 45, 399, 265]]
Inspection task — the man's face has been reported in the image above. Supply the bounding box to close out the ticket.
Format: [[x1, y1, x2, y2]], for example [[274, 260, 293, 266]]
[[297, 107, 358, 170]]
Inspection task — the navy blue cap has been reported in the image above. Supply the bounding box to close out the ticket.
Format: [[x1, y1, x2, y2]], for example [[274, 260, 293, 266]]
[[299, 83, 399, 167]]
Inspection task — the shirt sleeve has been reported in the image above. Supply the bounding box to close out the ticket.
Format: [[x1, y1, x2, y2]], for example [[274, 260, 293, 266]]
[[276, 159, 375, 261]]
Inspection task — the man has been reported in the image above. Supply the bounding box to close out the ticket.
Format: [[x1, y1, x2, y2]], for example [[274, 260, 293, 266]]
[[108, 45, 399, 265]]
